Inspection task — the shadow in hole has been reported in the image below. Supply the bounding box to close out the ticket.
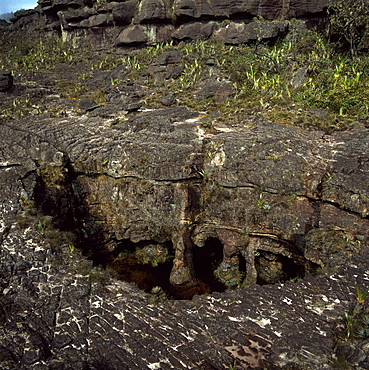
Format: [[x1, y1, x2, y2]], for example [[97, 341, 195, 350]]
[[255, 252, 307, 285], [192, 237, 227, 295]]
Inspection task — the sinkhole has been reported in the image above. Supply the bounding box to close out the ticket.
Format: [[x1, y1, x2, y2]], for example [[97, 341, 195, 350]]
[[31, 169, 318, 301]]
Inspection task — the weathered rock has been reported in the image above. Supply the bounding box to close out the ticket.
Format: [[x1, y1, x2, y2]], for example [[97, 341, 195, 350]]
[[115, 24, 149, 46], [195, 79, 236, 102], [161, 93, 176, 106], [155, 50, 183, 65], [137, 0, 172, 23], [112, 0, 138, 25], [0, 70, 13, 91], [58, 6, 97, 23], [1, 99, 369, 368], [290, 65, 309, 88], [172, 21, 215, 41], [165, 64, 184, 79], [214, 20, 287, 44], [78, 97, 100, 111], [5, 0, 330, 50]]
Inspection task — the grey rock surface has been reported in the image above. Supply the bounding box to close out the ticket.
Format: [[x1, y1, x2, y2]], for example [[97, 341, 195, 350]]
[[4, 0, 329, 49], [1, 105, 369, 368]]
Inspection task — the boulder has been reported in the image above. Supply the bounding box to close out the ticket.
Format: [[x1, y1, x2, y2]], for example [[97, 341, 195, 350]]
[[112, 0, 138, 25], [215, 20, 287, 44], [195, 79, 236, 102], [137, 0, 172, 23], [115, 24, 148, 46], [78, 97, 100, 112], [172, 21, 215, 41], [155, 50, 183, 65]]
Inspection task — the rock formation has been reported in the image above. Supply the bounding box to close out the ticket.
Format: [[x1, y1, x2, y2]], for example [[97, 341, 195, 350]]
[[1, 99, 369, 368], [5, 0, 329, 48], [1, 0, 369, 369]]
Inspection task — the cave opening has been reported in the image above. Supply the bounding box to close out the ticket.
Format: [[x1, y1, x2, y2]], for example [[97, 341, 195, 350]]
[[255, 250, 306, 285], [107, 239, 175, 294], [31, 169, 318, 300], [106, 237, 228, 300], [192, 237, 227, 294]]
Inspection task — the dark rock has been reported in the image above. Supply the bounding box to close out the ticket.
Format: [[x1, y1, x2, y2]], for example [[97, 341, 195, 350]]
[[161, 93, 176, 106], [155, 50, 183, 65], [335, 344, 367, 365], [126, 102, 142, 111], [306, 108, 329, 119], [112, 1, 138, 25], [195, 79, 236, 102], [0, 70, 13, 91], [215, 20, 287, 44], [115, 25, 148, 46], [1, 104, 369, 369], [174, 0, 211, 20], [289, 0, 329, 18], [58, 7, 97, 23], [172, 21, 215, 41], [79, 98, 100, 112], [80, 13, 114, 28], [165, 64, 184, 79], [10, 9, 38, 23], [137, 0, 172, 23], [39, 0, 91, 15]]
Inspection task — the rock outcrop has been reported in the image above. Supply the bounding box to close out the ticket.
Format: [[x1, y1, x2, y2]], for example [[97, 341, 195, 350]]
[[1, 0, 369, 369], [1, 92, 369, 367], [4, 0, 329, 48]]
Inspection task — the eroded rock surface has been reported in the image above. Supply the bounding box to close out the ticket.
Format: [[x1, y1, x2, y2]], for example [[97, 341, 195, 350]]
[[4, 0, 329, 49], [1, 102, 369, 368]]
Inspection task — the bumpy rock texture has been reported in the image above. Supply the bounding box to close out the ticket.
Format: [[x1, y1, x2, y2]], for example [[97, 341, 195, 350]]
[[1, 103, 369, 368], [2, 0, 369, 369], [5, 0, 329, 48]]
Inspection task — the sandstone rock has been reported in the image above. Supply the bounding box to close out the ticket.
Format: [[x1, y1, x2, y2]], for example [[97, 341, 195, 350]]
[[137, 0, 172, 23], [115, 24, 148, 46], [0, 70, 13, 91], [78, 97, 100, 111], [2, 100, 369, 368], [5, 0, 333, 50], [174, 0, 214, 21], [172, 21, 215, 41], [161, 93, 176, 106], [195, 79, 236, 102], [9, 9, 39, 23], [80, 13, 114, 28], [155, 50, 183, 65], [165, 64, 184, 79], [112, 0, 138, 25], [289, 0, 329, 18], [58, 6, 97, 23], [290, 65, 309, 88], [215, 20, 287, 44]]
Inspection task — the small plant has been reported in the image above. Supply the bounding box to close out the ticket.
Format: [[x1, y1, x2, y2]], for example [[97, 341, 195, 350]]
[[357, 316, 369, 338], [257, 193, 271, 211], [355, 285, 369, 304], [198, 169, 207, 179], [344, 312, 353, 339]]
